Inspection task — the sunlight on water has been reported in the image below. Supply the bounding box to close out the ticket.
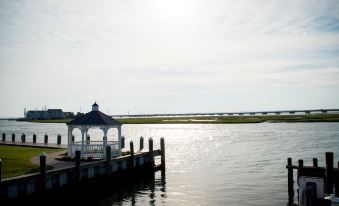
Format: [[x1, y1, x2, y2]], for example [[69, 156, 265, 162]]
[[1, 120, 339, 205]]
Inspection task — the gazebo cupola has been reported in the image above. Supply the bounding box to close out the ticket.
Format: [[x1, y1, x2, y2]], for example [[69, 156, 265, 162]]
[[92, 102, 99, 111], [67, 102, 122, 158]]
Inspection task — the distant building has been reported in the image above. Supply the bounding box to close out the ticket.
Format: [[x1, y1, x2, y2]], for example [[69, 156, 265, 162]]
[[25, 108, 74, 120]]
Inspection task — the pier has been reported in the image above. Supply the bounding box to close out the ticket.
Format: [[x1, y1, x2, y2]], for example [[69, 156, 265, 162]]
[[0, 136, 165, 202], [286, 152, 339, 205]]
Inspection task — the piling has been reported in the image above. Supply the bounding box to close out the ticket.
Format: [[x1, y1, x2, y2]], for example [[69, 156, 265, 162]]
[[21, 133, 26, 143], [160, 137, 165, 168], [336, 161, 339, 197], [130, 141, 134, 169], [325, 152, 334, 194], [44, 134, 48, 144], [287, 158, 294, 204], [140, 136, 144, 151], [149, 138, 154, 166], [298, 159, 303, 180], [2, 133, 5, 141], [313, 158, 318, 167], [39, 152, 46, 191], [57, 134, 61, 145], [105, 146, 111, 175], [12, 133, 15, 142], [75, 151, 80, 182], [33, 134, 37, 143], [0, 158, 2, 185], [121, 136, 125, 148]]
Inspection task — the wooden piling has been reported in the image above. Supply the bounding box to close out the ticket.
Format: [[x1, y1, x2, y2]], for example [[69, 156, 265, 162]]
[[287, 158, 294, 204], [57, 134, 61, 144], [33, 134, 37, 143], [44, 134, 48, 144], [121, 136, 125, 148], [130, 141, 134, 169], [12, 133, 15, 142], [0, 158, 2, 185], [140, 136, 144, 151], [2, 133, 5, 141], [336, 161, 339, 197], [75, 151, 80, 182], [298, 159, 303, 180], [21, 133, 26, 143], [160, 137, 165, 168], [325, 152, 334, 194], [39, 152, 46, 191], [149, 138, 154, 166], [105, 146, 111, 175], [313, 158, 318, 167]]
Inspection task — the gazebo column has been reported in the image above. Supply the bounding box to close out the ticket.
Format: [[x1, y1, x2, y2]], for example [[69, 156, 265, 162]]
[[103, 127, 109, 157], [67, 126, 73, 156], [118, 126, 122, 156], [80, 127, 87, 158]]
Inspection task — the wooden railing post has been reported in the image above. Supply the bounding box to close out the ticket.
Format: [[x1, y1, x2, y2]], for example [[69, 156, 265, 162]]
[[325, 152, 334, 194], [105, 146, 111, 175], [75, 150, 81, 182], [149, 138, 154, 166], [130, 141, 134, 169], [39, 152, 46, 191], [2, 133, 5, 141], [21, 133, 26, 143], [160, 137, 165, 168], [44, 134, 48, 144], [33, 133, 37, 143], [287, 158, 294, 204], [57, 134, 61, 145], [140, 136, 144, 151], [11, 133, 15, 142]]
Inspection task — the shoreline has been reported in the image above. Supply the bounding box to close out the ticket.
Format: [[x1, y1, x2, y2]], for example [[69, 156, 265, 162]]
[[16, 114, 339, 124]]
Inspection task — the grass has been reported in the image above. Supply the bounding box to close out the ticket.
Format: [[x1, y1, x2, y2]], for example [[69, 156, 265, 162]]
[[21, 114, 339, 124], [118, 114, 339, 124], [0, 145, 66, 179]]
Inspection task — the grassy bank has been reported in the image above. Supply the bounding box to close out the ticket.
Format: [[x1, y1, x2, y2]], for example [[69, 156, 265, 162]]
[[0, 145, 66, 179], [118, 114, 339, 124], [22, 114, 339, 124]]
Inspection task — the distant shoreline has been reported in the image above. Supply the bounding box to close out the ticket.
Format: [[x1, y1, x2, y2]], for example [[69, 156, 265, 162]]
[[16, 114, 339, 124]]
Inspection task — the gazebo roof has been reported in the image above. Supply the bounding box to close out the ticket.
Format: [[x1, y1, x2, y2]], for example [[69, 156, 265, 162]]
[[68, 103, 122, 126]]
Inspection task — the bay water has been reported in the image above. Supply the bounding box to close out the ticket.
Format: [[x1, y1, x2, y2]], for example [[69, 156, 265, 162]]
[[1, 120, 338, 205]]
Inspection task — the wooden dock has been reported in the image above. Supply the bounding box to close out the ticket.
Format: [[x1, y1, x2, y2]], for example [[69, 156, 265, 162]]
[[0, 137, 165, 203], [286, 152, 339, 205]]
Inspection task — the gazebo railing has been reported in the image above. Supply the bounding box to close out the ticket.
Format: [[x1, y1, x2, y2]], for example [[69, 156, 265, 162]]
[[70, 141, 119, 158]]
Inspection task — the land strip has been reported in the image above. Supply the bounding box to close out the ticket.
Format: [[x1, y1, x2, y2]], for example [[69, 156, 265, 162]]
[[21, 114, 339, 124]]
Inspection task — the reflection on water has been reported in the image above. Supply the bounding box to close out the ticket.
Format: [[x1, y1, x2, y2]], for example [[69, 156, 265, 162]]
[[99, 170, 167, 206], [1, 121, 339, 205]]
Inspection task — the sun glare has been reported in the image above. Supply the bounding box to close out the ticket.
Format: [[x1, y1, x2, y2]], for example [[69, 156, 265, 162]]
[[150, 0, 195, 23]]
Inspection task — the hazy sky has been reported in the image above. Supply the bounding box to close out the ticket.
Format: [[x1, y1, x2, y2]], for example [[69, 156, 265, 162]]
[[1, 0, 339, 117]]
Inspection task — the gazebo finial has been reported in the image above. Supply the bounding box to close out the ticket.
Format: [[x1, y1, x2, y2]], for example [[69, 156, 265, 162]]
[[92, 101, 99, 111]]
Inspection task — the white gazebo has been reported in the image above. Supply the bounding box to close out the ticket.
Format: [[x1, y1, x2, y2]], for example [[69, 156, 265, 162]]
[[67, 102, 122, 158]]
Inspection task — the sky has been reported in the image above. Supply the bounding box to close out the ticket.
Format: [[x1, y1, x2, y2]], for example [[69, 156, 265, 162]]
[[0, 0, 339, 117]]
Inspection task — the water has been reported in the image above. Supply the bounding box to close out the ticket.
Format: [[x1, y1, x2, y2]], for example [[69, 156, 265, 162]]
[[1, 120, 339, 205]]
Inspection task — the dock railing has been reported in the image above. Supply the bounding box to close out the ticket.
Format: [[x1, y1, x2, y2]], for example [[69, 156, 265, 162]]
[[70, 141, 119, 158]]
